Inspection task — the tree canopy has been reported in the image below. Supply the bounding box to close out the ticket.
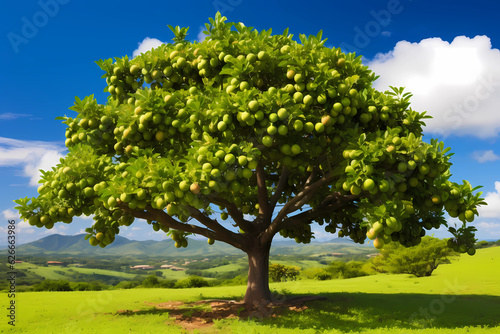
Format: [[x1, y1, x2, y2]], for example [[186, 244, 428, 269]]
[[15, 13, 485, 304]]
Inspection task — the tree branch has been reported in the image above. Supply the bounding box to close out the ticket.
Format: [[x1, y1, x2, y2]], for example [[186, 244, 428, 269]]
[[186, 205, 245, 248], [269, 166, 290, 212], [206, 194, 255, 232], [264, 191, 358, 242], [303, 169, 317, 189], [256, 164, 271, 222], [272, 171, 334, 228], [120, 204, 245, 250]]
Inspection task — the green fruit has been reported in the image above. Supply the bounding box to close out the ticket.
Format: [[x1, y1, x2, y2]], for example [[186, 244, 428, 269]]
[[350, 185, 362, 195], [293, 91, 304, 103], [156, 197, 166, 209], [366, 228, 377, 240], [262, 135, 273, 147], [202, 162, 212, 171], [360, 113, 371, 123], [277, 108, 289, 120], [130, 65, 141, 75], [258, 51, 269, 61], [107, 197, 117, 207], [83, 187, 94, 197], [217, 121, 227, 131], [242, 168, 252, 179], [89, 237, 99, 246], [248, 100, 259, 111], [293, 120, 303, 131], [246, 53, 257, 63], [386, 217, 398, 230], [317, 94, 327, 104], [315, 123, 325, 133], [373, 237, 384, 249], [281, 144, 292, 155], [304, 122, 314, 133], [398, 162, 408, 173], [238, 156, 248, 166], [120, 193, 131, 203], [208, 238, 215, 245], [409, 177, 419, 187], [341, 97, 350, 107], [278, 125, 288, 135], [419, 163, 430, 175], [28, 216, 39, 226], [465, 210, 474, 222], [267, 125, 277, 135], [291, 144, 301, 155], [179, 180, 190, 192], [373, 221, 384, 234], [136, 188, 147, 200], [363, 179, 375, 191], [392, 137, 402, 145], [378, 180, 389, 192], [293, 73, 303, 83], [303, 95, 313, 106], [240, 81, 250, 90], [166, 204, 178, 215]]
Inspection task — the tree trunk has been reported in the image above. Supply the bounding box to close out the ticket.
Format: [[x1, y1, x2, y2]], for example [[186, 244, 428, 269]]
[[243, 239, 272, 305]]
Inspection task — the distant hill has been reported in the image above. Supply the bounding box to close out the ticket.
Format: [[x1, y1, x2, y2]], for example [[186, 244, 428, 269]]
[[13, 234, 371, 258]]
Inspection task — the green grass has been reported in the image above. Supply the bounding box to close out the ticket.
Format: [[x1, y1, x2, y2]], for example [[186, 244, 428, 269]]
[[202, 262, 246, 274], [159, 268, 190, 280], [17, 263, 139, 281], [271, 259, 326, 269], [2, 247, 499, 333]]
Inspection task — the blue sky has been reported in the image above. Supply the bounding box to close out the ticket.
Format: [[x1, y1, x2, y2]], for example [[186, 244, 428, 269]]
[[1, 0, 499, 245]]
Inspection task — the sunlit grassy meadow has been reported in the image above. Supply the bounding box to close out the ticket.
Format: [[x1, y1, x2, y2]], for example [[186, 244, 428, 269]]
[[2, 247, 499, 333]]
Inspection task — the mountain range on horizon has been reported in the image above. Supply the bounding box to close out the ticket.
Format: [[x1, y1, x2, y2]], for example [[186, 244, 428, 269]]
[[8, 233, 364, 258]]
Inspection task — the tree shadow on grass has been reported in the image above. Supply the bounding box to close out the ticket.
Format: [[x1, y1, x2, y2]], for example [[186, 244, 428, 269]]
[[262, 292, 500, 332]]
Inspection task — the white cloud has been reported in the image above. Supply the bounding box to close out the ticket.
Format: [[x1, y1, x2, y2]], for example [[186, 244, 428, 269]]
[[2, 209, 19, 220], [0, 113, 31, 120], [476, 222, 500, 229], [132, 37, 165, 58], [475, 222, 500, 237], [197, 27, 207, 43], [0, 137, 65, 186], [479, 181, 500, 218], [16, 219, 35, 234], [473, 150, 500, 163], [43, 224, 68, 235], [367, 35, 500, 138], [381, 31, 391, 37]]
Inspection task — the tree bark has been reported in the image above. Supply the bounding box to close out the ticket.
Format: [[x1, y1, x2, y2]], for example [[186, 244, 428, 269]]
[[243, 238, 273, 305]]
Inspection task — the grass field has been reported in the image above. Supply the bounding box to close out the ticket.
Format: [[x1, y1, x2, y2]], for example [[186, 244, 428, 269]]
[[271, 259, 327, 269], [2, 247, 499, 333], [202, 262, 246, 274], [14, 262, 139, 281]]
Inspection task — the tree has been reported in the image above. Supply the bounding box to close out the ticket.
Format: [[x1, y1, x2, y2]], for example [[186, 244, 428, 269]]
[[269, 263, 300, 282], [15, 13, 485, 305], [371, 236, 458, 277], [141, 275, 160, 287]]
